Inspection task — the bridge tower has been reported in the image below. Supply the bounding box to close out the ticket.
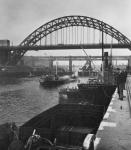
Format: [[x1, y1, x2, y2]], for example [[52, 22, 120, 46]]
[[0, 40, 10, 66], [49, 57, 54, 73]]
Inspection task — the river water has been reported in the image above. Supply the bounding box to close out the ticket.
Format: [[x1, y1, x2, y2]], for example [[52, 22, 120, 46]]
[[0, 76, 88, 126]]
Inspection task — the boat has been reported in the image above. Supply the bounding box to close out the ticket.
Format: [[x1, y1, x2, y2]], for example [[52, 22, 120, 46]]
[[39, 74, 65, 87], [78, 64, 98, 77], [59, 50, 116, 108], [59, 82, 116, 108], [39, 59, 68, 87], [39, 74, 77, 87], [78, 49, 98, 77], [39, 58, 77, 87], [19, 103, 105, 150]]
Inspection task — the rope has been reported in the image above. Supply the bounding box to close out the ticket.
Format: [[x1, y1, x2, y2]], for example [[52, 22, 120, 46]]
[[41, 137, 53, 146]]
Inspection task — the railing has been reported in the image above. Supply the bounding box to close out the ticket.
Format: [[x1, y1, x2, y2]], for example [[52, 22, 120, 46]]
[[125, 75, 131, 117]]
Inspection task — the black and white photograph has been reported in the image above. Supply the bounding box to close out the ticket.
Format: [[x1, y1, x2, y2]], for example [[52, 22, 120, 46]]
[[0, 0, 130, 149]]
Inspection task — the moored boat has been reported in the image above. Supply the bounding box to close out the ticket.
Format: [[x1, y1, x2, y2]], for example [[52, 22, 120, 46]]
[[59, 83, 116, 108], [19, 103, 105, 150]]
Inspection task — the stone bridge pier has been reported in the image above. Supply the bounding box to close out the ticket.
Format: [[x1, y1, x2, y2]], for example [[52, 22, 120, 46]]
[[48, 56, 73, 73], [49, 57, 54, 72]]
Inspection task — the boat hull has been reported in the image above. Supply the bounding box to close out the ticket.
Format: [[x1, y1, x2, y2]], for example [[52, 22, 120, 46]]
[[39, 79, 65, 87], [19, 103, 104, 149], [39, 77, 77, 87], [59, 84, 116, 109], [78, 71, 98, 77]]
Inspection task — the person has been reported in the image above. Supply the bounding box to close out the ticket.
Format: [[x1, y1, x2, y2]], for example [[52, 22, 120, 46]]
[[114, 68, 120, 96], [8, 122, 25, 150], [116, 70, 125, 100]]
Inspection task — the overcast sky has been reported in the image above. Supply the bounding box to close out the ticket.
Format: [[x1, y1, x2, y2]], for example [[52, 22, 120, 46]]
[[0, 0, 131, 56]]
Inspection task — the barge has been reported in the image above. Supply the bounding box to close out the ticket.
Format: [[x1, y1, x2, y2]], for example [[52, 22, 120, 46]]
[[19, 103, 105, 150]]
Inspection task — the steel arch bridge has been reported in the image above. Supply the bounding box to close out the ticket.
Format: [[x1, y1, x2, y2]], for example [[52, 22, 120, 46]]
[[9, 15, 131, 65]]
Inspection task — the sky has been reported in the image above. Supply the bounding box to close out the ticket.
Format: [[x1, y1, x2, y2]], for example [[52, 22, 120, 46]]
[[0, 0, 131, 57]]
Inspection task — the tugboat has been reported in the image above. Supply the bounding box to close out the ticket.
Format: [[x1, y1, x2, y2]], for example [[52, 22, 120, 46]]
[[39, 74, 77, 87], [39, 74, 66, 87], [39, 58, 67, 87], [39, 59, 77, 87]]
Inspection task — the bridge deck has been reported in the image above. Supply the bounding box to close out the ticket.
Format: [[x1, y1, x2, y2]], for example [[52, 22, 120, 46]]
[[95, 75, 131, 150]]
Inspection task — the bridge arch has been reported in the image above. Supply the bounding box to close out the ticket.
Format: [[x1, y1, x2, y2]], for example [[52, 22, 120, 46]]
[[10, 15, 131, 65]]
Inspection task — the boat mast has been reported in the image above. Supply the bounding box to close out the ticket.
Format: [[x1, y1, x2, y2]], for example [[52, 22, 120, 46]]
[[56, 59, 58, 75], [82, 49, 91, 75], [101, 22, 104, 82], [110, 37, 113, 67]]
